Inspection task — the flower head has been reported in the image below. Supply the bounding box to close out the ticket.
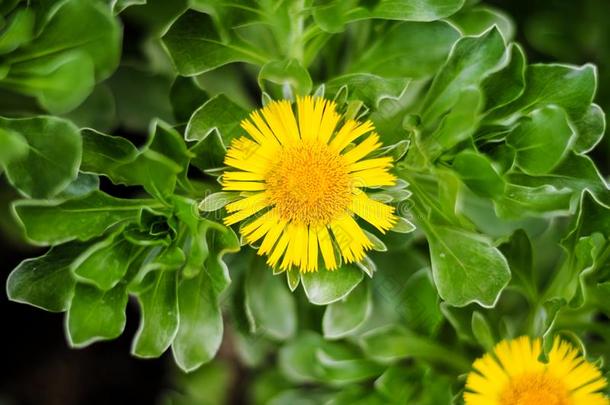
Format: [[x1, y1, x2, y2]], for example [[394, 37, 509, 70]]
[[221, 96, 398, 272], [465, 336, 609, 405]]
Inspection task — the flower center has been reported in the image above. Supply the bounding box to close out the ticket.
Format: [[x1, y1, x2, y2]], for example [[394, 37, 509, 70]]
[[500, 372, 572, 405], [265, 141, 352, 225]]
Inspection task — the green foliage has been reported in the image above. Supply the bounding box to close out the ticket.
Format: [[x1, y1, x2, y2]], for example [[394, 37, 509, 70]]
[[2, 0, 610, 403]]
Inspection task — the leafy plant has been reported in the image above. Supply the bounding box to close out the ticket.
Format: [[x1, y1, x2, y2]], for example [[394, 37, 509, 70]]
[[1, 0, 610, 403]]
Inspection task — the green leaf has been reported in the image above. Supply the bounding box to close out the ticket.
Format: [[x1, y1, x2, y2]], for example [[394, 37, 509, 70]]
[[453, 150, 505, 198], [258, 59, 313, 97], [66, 281, 128, 347], [13, 191, 151, 245], [507, 105, 574, 175], [401, 269, 444, 336], [132, 270, 179, 358], [1, 116, 81, 198], [449, 6, 514, 40], [172, 266, 223, 372], [374, 365, 420, 403], [0, 127, 28, 166], [278, 332, 325, 383], [425, 86, 482, 158], [185, 94, 248, 143], [363, 0, 466, 21], [494, 184, 573, 219], [81, 126, 184, 200], [301, 265, 364, 305], [316, 341, 385, 383], [573, 103, 605, 154], [245, 259, 297, 340], [7, 243, 86, 312], [71, 235, 135, 290], [471, 311, 495, 350], [422, 27, 505, 123], [8, 0, 121, 80], [0, 7, 34, 54], [359, 325, 469, 370], [5, 51, 95, 113], [162, 10, 267, 76], [325, 74, 409, 108], [322, 281, 371, 339], [58, 173, 100, 199], [488, 63, 597, 122], [481, 43, 526, 111], [349, 21, 460, 79], [81, 128, 139, 173], [427, 226, 510, 307]]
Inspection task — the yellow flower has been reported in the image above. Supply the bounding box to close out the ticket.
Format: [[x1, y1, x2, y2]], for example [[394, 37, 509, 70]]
[[221, 96, 398, 272], [464, 336, 609, 405]]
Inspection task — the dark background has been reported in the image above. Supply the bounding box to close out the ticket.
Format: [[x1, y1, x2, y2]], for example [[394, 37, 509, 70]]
[[2, 1, 610, 404]]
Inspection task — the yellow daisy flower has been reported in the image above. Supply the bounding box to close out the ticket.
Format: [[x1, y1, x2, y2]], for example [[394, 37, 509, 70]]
[[464, 336, 609, 405], [221, 96, 398, 272]]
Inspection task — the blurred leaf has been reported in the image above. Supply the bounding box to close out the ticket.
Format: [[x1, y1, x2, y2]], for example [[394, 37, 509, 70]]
[[0, 126, 28, 166], [322, 280, 371, 339], [7, 243, 86, 312], [5, 51, 95, 113], [301, 265, 364, 305], [278, 332, 324, 383], [0, 7, 34, 54], [401, 269, 444, 336], [8, 0, 121, 80], [427, 226, 510, 307], [0, 116, 81, 198], [107, 66, 174, 132], [245, 259, 297, 340], [259, 59, 312, 97], [349, 21, 459, 79], [13, 191, 151, 245]]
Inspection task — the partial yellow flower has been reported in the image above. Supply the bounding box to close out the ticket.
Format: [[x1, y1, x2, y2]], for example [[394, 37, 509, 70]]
[[464, 336, 609, 405], [221, 96, 398, 272]]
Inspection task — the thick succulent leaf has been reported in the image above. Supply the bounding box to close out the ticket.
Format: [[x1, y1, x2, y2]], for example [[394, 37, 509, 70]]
[[66, 281, 128, 347], [185, 94, 248, 143], [487, 63, 597, 122], [7, 243, 87, 312], [302, 265, 364, 305], [422, 27, 505, 123], [0, 116, 81, 198], [13, 191, 151, 245], [132, 270, 179, 358], [172, 266, 223, 372], [506, 105, 574, 175], [427, 226, 511, 307], [162, 10, 267, 76], [71, 235, 136, 290]]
